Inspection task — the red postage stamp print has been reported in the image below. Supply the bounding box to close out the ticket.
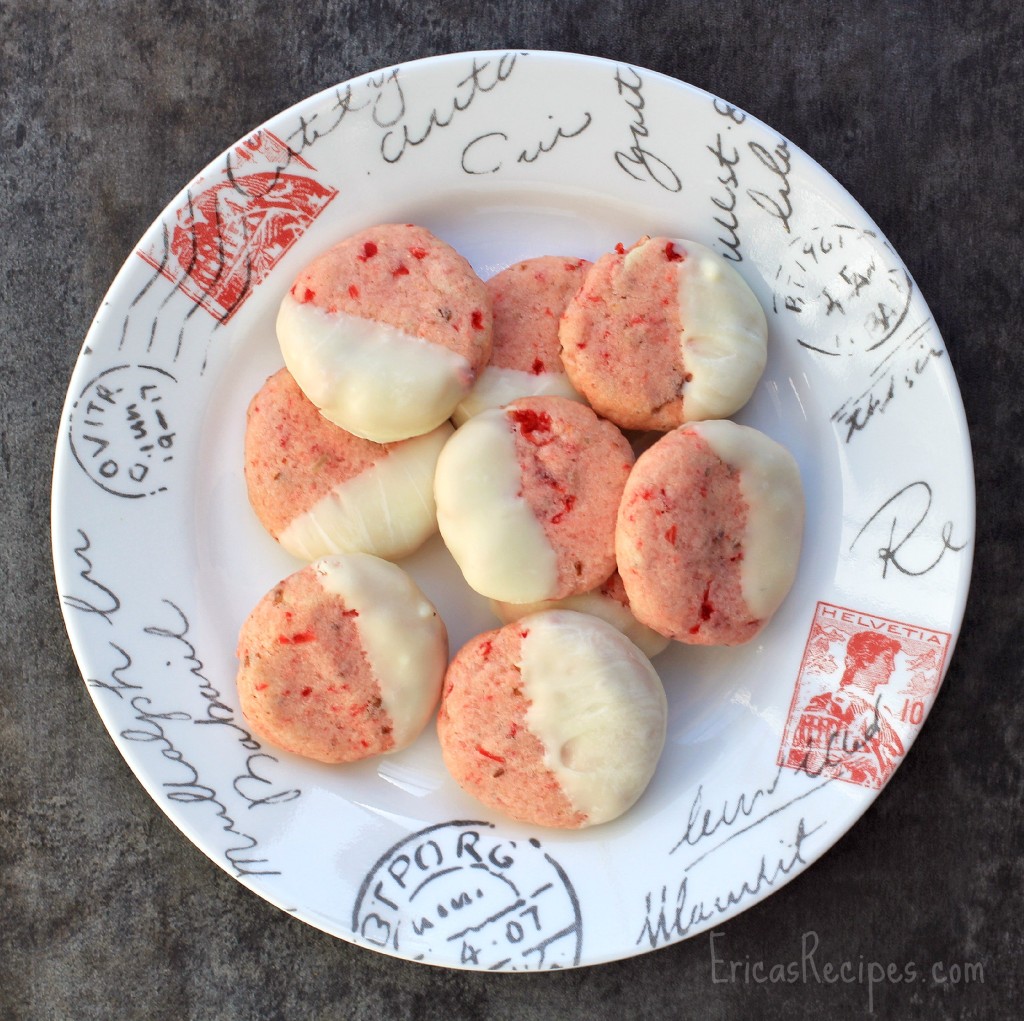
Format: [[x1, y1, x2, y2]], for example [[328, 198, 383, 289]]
[[139, 130, 338, 322], [778, 602, 952, 789]]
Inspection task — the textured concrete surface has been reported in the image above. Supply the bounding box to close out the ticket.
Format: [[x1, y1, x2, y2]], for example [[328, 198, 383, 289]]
[[2, 1, 1022, 1018]]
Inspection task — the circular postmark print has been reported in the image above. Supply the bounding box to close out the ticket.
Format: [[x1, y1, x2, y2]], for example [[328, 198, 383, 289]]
[[68, 364, 177, 498], [352, 820, 583, 969], [772, 225, 913, 357]]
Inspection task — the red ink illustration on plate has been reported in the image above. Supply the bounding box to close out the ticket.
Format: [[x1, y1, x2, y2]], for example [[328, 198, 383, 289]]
[[138, 130, 338, 321], [778, 602, 951, 789]]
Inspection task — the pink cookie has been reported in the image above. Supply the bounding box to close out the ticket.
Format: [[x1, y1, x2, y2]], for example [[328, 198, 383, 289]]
[[559, 236, 767, 429], [434, 395, 634, 603], [277, 223, 492, 442], [236, 554, 448, 763], [615, 420, 803, 645], [244, 368, 450, 561], [490, 571, 669, 659], [453, 256, 589, 422], [437, 610, 667, 828]]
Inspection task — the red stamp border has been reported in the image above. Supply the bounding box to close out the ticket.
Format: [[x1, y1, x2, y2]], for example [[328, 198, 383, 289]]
[[138, 129, 338, 323], [777, 601, 952, 790]]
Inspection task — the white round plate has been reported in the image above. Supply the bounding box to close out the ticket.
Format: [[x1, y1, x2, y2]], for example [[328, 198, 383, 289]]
[[52, 50, 974, 970]]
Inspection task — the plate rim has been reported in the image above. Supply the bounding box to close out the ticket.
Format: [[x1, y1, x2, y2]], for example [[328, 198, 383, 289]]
[[50, 47, 976, 971]]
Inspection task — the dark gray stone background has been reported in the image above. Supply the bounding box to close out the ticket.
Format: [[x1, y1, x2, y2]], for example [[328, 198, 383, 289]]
[[2, 1, 1021, 1018]]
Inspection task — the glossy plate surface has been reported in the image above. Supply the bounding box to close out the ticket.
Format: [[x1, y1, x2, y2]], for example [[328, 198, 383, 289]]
[[52, 50, 974, 970]]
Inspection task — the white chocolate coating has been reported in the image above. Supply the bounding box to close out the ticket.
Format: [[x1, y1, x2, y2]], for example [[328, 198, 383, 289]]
[[519, 610, 667, 825], [491, 591, 669, 659], [433, 409, 558, 602], [277, 294, 472, 442], [452, 365, 585, 425], [689, 419, 804, 619], [278, 423, 452, 562], [672, 240, 768, 421], [314, 554, 447, 751]]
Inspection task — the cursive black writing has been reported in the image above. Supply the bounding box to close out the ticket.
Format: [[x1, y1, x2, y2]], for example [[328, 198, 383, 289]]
[[794, 695, 884, 780], [674, 770, 835, 873], [63, 528, 122, 623], [518, 112, 592, 164], [747, 139, 793, 234], [672, 767, 783, 854], [637, 816, 825, 948], [831, 321, 944, 441], [850, 481, 967, 578], [121, 694, 279, 877], [69, 528, 304, 877], [144, 600, 301, 808], [707, 131, 743, 262], [86, 641, 143, 699], [286, 82, 370, 157], [460, 112, 592, 175], [832, 373, 896, 438], [713, 97, 747, 125], [612, 66, 682, 192], [381, 53, 518, 164]]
